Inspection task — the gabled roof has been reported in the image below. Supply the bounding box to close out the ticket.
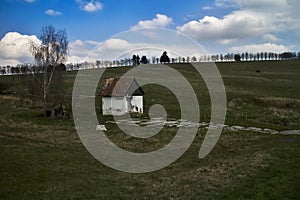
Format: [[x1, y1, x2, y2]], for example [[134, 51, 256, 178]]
[[99, 77, 145, 97]]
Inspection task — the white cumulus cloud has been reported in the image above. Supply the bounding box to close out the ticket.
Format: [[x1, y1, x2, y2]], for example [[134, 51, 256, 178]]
[[229, 43, 289, 53], [177, 10, 269, 43], [0, 32, 41, 66], [132, 14, 173, 29], [82, 1, 103, 12], [45, 9, 62, 16], [101, 39, 131, 50], [177, 0, 300, 52], [68, 39, 98, 63], [76, 0, 103, 12]]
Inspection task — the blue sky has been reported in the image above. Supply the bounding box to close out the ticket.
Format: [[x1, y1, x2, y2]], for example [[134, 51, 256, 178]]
[[0, 0, 299, 65], [0, 0, 215, 41]]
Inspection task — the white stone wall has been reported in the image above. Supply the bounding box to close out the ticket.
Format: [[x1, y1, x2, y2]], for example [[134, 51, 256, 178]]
[[102, 97, 126, 115], [102, 96, 143, 115], [130, 96, 143, 113]]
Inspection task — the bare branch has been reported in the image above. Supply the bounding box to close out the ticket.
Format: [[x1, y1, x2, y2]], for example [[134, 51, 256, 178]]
[[29, 25, 68, 108]]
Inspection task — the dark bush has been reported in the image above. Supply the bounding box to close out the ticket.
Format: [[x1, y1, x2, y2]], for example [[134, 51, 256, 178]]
[[0, 82, 10, 94]]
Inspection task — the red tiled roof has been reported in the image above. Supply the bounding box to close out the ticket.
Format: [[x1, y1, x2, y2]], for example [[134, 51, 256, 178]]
[[99, 77, 144, 97]]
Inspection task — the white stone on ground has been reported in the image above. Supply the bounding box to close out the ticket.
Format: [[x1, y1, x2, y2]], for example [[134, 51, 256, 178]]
[[96, 124, 107, 131]]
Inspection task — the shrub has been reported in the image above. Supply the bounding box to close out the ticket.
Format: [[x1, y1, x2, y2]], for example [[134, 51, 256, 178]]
[[0, 81, 10, 94]]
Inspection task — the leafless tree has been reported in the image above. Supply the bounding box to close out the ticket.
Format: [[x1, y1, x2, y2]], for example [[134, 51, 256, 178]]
[[30, 25, 68, 110]]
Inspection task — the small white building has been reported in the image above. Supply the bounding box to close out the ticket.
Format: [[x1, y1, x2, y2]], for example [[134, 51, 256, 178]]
[[99, 77, 145, 115]]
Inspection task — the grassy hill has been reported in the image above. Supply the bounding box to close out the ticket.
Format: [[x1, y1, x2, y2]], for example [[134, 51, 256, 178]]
[[0, 60, 300, 199]]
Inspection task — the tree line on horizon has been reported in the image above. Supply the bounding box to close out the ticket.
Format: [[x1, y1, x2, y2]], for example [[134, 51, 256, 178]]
[[1, 50, 300, 75]]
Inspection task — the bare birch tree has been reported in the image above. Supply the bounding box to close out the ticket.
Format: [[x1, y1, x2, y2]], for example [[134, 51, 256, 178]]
[[30, 25, 68, 109]]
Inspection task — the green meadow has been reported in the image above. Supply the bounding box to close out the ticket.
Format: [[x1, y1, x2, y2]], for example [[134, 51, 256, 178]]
[[0, 60, 300, 199]]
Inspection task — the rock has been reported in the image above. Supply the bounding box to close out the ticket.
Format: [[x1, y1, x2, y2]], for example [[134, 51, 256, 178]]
[[96, 124, 107, 131], [226, 126, 238, 131], [263, 128, 279, 134], [231, 126, 245, 130], [247, 127, 262, 132], [280, 130, 300, 135]]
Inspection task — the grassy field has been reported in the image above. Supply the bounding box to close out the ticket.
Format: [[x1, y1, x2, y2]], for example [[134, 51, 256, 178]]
[[0, 60, 300, 199]]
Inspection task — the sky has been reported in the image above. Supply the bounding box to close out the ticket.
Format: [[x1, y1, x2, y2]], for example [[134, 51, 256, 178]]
[[0, 0, 299, 66]]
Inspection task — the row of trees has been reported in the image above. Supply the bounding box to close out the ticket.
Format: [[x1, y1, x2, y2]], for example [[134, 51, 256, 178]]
[[233, 51, 300, 62], [112, 51, 300, 65], [0, 63, 67, 75], [2, 51, 300, 75], [104, 51, 300, 66]]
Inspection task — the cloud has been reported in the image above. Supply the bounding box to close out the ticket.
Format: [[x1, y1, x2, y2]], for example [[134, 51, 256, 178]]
[[202, 6, 214, 10], [45, 9, 62, 16], [229, 43, 289, 53], [67, 38, 132, 63], [81, 1, 103, 12], [67, 29, 208, 63], [177, 10, 269, 43], [101, 39, 131, 50], [233, 0, 288, 10], [214, 0, 237, 8], [212, 0, 288, 9], [132, 14, 173, 29], [0, 32, 41, 66], [178, 0, 300, 48], [0, 35, 133, 65], [201, 0, 236, 11], [262, 34, 279, 42], [68, 39, 97, 63], [89, 39, 134, 61]]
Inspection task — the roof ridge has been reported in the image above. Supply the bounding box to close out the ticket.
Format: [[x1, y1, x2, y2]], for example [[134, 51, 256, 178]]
[[100, 77, 143, 97]]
